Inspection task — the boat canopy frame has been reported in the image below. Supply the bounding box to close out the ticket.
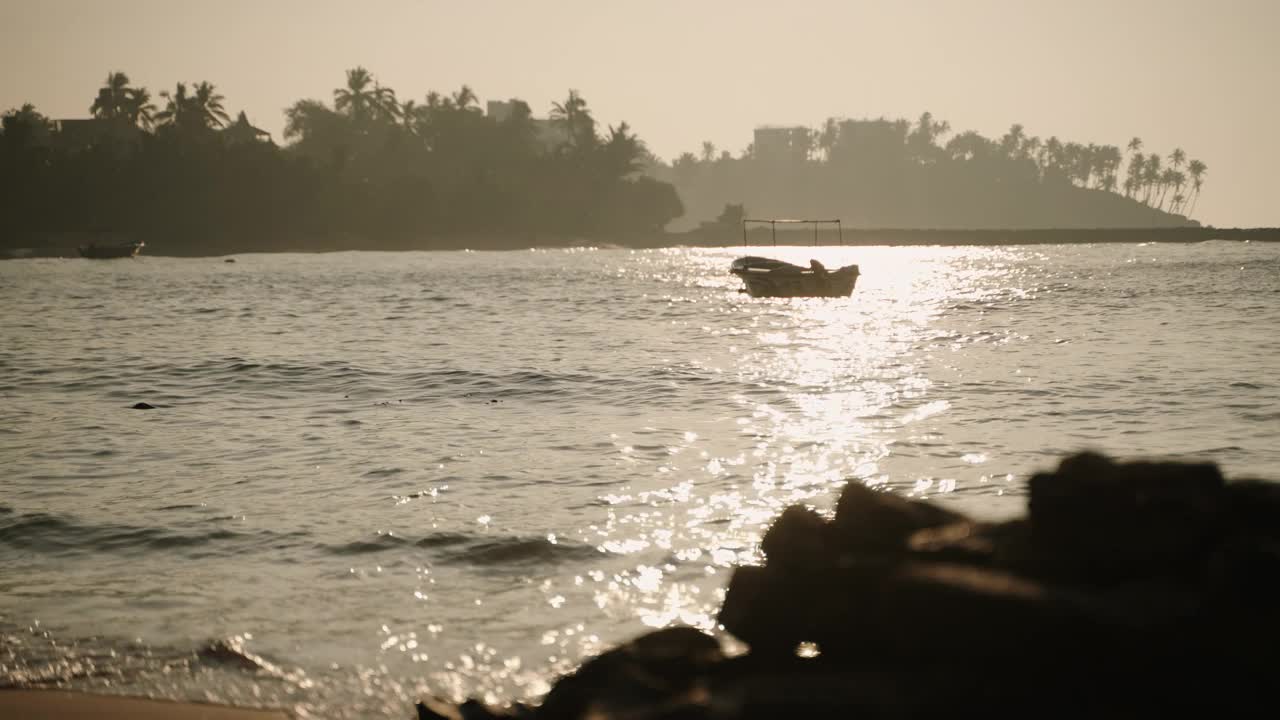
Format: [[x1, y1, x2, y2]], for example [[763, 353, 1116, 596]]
[[742, 218, 843, 247]]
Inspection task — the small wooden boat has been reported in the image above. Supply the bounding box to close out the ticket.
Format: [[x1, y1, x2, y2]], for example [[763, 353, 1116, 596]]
[[731, 255, 860, 297], [78, 240, 145, 259], [730, 219, 860, 298]]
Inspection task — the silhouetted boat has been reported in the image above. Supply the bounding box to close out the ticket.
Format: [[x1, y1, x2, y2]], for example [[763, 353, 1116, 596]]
[[78, 240, 145, 259], [730, 219, 859, 298]]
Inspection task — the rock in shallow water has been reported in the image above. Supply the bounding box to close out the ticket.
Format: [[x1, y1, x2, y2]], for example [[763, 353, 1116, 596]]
[[1028, 450, 1227, 582], [830, 481, 963, 553], [414, 451, 1280, 719]]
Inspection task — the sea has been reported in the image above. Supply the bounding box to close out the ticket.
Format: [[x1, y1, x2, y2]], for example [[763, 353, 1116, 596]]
[[2, 242, 1278, 718]]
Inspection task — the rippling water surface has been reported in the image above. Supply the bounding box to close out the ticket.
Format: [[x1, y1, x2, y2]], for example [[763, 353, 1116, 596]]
[[2, 242, 1278, 717]]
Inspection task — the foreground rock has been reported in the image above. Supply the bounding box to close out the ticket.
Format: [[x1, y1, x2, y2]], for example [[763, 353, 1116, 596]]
[[417, 451, 1280, 718]]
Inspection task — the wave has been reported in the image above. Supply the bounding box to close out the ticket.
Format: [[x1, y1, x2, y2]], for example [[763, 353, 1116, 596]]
[[8, 355, 749, 411], [0, 508, 310, 557], [324, 530, 604, 566], [0, 507, 601, 568]]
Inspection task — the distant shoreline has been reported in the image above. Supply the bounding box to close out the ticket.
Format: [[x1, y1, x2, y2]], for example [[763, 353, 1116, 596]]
[[3, 226, 1278, 258], [702, 226, 1280, 247]]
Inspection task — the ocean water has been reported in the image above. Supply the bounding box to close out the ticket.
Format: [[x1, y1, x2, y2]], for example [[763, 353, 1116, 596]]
[[2, 242, 1278, 717]]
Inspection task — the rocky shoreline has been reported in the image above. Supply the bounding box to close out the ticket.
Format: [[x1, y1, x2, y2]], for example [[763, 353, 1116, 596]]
[[415, 451, 1279, 719]]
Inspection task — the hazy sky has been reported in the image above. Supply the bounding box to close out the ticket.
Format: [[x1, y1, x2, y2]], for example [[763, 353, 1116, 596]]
[[4, 0, 1277, 227]]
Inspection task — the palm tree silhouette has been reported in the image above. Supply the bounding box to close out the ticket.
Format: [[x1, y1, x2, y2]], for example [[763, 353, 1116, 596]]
[[372, 84, 399, 123], [1157, 168, 1179, 209], [909, 111, 950, 160], [90, 72, 132, 120], [154, 83, 191, 129], [999, 124, 1026, 158], [156, 81, 229, 134], [550, 90, 595, 150], [1185, 159, 1207, 217], [1165, 150, 1187, 207], [334, 67, 377, 125], [1124, 151, 1144, 198], [1142, 154, 1162, 205], [125, 87, 157, 130], [399, 99, 419, 133], [192, 82, 230, 128], [601, 122, 643, 177], [451, 85, 478, 112]]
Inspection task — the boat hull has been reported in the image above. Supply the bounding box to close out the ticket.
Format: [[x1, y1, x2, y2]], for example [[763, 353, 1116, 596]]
[[730, 256, 859, 298]]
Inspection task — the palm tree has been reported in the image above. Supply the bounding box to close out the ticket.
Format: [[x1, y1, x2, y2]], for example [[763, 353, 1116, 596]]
[[999, 123, 1026, 158], [124, 87, 157, 130], [371, 84, 399, 123], [334, 67, 377, 124], [1169, 170, 1187, 212], [155, 81, 229, 134], [398, 99, 419, 133], [1095, 145, 1122, 192], [549, 89, 595, 150], [1142, 154, 1162, 204], [1124, 151, 1143, 197], [600, 122, 644, 177], [1185, 159, 1207, 217], [1023, 136, 1042, 164], [192, 81, 230, 128], [699, 141, 716, 163], [451, 85, 479, 112], [909, 111, 950, 161], [1040, 136, 1066, 178], [1126, 137, 1143, 154], [154, 82, 191, 129], [1168, 147, 1186, 172], [1157, 168, 1180, 210], [1061, 142, 1090, 187], [90, 71, 133, 121]]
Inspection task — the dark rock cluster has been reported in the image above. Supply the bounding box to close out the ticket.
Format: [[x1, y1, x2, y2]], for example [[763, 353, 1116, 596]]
[[416, 452, 1280, 719]]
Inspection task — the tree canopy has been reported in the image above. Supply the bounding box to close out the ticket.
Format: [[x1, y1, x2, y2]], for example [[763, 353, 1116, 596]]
[[1, 69, 683, 253], [2, 74, 1208, 255], [653, 112, 1205, 231]]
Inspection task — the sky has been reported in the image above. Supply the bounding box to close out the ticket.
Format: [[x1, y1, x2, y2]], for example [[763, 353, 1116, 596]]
[[3, 0, 1277, 227]]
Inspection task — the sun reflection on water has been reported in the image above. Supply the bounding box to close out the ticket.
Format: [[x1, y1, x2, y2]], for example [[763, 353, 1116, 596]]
[[551, 245, 1046, 654], [326, 245, 1050, 709]]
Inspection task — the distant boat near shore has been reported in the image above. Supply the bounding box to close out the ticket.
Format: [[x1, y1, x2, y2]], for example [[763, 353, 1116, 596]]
[[731, 219, 860, 298], [78, 240, 145, 259]]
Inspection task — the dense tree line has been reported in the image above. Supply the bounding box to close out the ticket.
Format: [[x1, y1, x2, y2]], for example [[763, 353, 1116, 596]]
[[3, 74, 1213, 251], [653, 113, 1207, 232], [0, 70, 683, 252]]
